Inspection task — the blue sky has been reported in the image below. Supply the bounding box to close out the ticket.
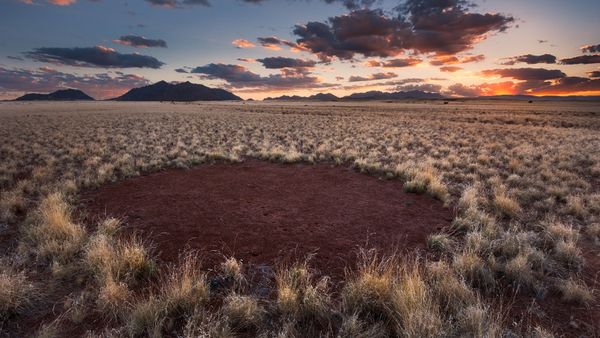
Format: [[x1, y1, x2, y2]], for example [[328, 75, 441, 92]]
[[1, 0, 599, 99]]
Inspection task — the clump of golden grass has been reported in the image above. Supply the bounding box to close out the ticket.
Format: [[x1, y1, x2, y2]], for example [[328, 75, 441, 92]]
[[492, 192, 521, 218], [85, 232, 156, 287], [427, 233, 453, 253], [453, 250, 495, 289], [556, 279, 594, 304], [183, 308, 233, 338], [390, 263, 444, 337], [0, 265, 35, 318], [222, 293, 264, 330], [26, 192, 86, 263], [159, 254, 209, 315], [125, 254, 209, 336], [125, 294, 164, 338], [221, 256, 245, 287], [276, 261, 330, 322], [426, 261, 475, 315]]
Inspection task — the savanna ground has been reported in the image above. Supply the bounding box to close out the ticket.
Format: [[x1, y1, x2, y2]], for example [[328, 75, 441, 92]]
[[0, 100, 599, 337]]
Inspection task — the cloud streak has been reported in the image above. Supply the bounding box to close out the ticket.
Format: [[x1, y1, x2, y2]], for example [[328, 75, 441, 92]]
[[113, 35, 168, 48], [25, 46, 165, 68]]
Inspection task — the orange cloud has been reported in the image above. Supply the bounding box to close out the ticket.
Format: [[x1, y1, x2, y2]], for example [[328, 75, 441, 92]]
[[49, 0, 77, 5], [232, 39, 255, 49]]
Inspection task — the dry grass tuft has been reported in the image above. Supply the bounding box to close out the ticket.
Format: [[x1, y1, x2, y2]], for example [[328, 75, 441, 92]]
[[222, 293, 264, 330], [556, 279, 594, 304], [27, 192, 86, 263], [160, 254, 209, 315], [276, 261, 330, 321], [0, 265, 35, 318]]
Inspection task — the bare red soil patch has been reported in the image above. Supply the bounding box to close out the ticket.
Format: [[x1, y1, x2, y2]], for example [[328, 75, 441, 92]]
[[80, 160, 453, 280]]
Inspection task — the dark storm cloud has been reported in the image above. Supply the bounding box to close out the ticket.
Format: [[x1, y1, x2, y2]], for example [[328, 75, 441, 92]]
[[256, 57, 317, 69], [588, 70, 600, 78], [481, 68, 566, 80], [366, 57, 421, 67], [581, 44, 600, 53], [25, 46, 164, 68], [560, 54, 600, 65], [113, 35, 167, 48], [0, 66, 149, 99], [348, 72, 397, 82], [500, 54, 557, 65], [293, 0, 513, 60], [189, 63, 336, 89]]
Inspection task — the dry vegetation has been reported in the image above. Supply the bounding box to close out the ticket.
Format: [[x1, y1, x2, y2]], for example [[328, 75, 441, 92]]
[[0, 100, 599, 337]]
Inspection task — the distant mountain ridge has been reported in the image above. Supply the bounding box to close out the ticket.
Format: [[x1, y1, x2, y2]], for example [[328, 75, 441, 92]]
[[15, 89, 94, 101], [114, 81, 241, 101], [264, 93, 339, 101], [342, 90, 444, 100], [264, 90, 444, 101]]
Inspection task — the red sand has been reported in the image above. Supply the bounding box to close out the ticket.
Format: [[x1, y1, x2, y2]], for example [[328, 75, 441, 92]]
[[80, 160, 453, 279]]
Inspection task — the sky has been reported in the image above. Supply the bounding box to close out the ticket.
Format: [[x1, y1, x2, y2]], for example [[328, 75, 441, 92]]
[[1, 0, 599, 100]]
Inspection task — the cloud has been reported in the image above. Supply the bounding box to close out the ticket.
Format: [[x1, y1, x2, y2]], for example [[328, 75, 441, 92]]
[[189, 63, 336, 90], [500, 54, 556, 65], [440, 66, 462, 72], [429, 54, 485, 66], [293, 1, 513, 61], [144, 0, 210, 8], [446, 75, 600, 97], [395, 83, 441, 93], [581, 44, 600, 53], [446, 83, 482, 97], [20, 0, 77, 5], [560, 54, 600, 65], [232, 39, 256, 49], [588, 70, 600, 78], [25, 46, 164, 68], [0, 66, 149, 99], [257, 36, 301, 51], [527, 77, 600, 95], [256, 57, 317, 69], [481, 68, 566, 80], [113, 35, 167, 48], [348, 72, 397, 82], [366, 57, 422, 67]]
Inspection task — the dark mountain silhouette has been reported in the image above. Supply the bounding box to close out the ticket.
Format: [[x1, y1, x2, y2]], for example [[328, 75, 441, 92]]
[[15, 89, 94, 101], [114, 81, 241, 101], [264, 93, 338, 101], [342, 90, 444, 100]]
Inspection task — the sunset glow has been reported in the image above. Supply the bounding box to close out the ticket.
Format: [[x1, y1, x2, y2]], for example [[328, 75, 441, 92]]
[[1, 0, 599, 100]]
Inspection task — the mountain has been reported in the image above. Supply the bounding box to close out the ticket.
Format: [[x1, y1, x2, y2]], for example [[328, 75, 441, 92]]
[[114, 81, 241, 101], [264, 93, 339, 101], [342, 90, 444, 100], [15, 89, 94, 101]]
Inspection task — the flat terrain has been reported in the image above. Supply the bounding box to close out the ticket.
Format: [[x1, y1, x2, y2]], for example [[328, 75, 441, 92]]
[[0, 100, 599, 337], [80, 160, 452, 282]]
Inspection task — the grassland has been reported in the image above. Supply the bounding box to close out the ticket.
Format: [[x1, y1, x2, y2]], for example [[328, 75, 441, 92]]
[[0, 100, 598, 337]]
